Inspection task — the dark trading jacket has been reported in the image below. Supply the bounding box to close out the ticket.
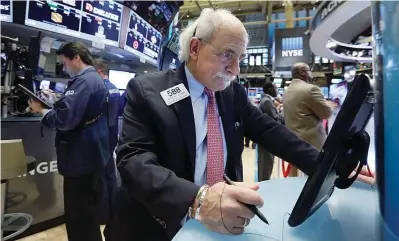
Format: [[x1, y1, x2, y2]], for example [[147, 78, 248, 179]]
[[104, 78, 120, 152], [42, 67, 110, 177]]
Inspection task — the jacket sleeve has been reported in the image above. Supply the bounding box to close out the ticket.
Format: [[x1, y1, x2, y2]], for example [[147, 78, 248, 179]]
[[42, 79, 91, 130], [116, 78, 200, 228], [235, 84, 319, 175], [306, 86, 333, 119], [259, 98, 284, 124]]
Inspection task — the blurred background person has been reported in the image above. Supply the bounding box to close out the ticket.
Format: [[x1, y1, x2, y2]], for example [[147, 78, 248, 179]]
[[283, 63, 334, 176], [94, 58, 120, 224], [257, 82, 284, 181]]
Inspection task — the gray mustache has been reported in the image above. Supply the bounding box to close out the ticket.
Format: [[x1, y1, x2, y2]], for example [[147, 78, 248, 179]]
[[216, 73, 235, 82]]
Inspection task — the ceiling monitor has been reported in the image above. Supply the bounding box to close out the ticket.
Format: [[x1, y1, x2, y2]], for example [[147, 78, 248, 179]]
[[122, 8, 162, 66], [288, 74, 374, 227], [109, 70, 135, 90], [0, 0, 13, 22], [159, 47, 181, 71], [320, 87, 329, 99], [24, 0, 123, 47]]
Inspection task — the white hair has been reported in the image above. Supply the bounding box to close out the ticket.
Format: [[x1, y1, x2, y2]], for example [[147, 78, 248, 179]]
[[178, 8, 248, 62]]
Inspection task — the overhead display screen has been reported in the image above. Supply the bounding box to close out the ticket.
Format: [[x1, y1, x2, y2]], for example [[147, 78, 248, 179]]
[[81, 0, 122, 43], [124, 9, 162, 66], [0, 0, 13, 23], [109, 70, 135, 90], [24, 0, 123, 47], [160, 47, 181, 71]]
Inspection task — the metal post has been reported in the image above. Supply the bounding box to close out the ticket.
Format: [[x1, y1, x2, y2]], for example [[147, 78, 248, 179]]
[[371, 1, 399, 241], [284, 0, 294, 28]]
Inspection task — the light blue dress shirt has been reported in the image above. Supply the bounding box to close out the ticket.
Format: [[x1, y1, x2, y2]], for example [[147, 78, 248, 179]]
[[184, 65, 227, 186]]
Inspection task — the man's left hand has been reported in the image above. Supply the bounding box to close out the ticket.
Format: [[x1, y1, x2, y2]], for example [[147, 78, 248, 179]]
[[28, 98, 44, 114], [352, 166, 376, 185]]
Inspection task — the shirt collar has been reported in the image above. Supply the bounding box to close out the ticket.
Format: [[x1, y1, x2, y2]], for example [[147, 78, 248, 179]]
[[185, 64, 205, 103], [77, 66, 92, 76]]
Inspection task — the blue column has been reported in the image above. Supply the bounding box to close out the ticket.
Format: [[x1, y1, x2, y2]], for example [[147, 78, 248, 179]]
[[372, 1, 399, 241]]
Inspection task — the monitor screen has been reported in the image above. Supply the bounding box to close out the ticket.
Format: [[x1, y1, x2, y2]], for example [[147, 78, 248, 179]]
[[277, 87, 284, 96], [0, 0, 13, 22], [123, 9, 162, 66], [288, 74, 373, 227], [160, 47, 181, 71], [320, 87, 329, 98], [249, 55, 255, 66], [54, 82, 66, 93], [24, 0, 123, 47], [109, 70, 135, 89], [39, 80, 50, 90], [80, 0, 123, 44], [166, 32, 179, 56], [247, 88, 257, 97], [330, 82, 348, 107], [343, 65, 356, 82]]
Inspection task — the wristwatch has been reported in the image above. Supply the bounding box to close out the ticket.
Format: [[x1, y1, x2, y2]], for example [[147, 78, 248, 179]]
[[188, 185, 209, 220]]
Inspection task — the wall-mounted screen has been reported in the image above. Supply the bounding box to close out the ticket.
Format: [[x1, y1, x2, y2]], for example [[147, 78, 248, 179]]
[[343, 65, 356, 82], [54, 82, 66, 93], [39, 80, 50, 90], [160, 47, 180, 71], [320, 87, 329, 98], [0, 0, 13, 22], [109, 70, 135, 90], [24, 0, 123, 47], [123, 9, 162, 66], [277, 87, 284, 96], [80, 0, 122, 44]]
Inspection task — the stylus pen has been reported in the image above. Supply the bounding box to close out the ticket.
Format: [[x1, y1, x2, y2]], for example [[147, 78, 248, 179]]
[[223, 174, 269, 225]]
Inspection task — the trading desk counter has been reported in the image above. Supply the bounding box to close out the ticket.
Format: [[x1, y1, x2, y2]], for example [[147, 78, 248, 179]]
[[173, 177, 380, 241], [1, 116, 64, 239]]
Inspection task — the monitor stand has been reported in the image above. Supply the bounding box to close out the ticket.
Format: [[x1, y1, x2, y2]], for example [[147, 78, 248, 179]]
[[334, 130, 370, 189]]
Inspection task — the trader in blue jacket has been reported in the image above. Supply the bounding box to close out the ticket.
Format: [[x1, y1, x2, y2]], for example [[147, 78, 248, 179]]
[[93, 58, 120, 223], [29, 42, 109, 241]]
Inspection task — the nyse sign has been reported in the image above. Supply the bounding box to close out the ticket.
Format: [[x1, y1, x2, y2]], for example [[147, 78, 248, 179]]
[[282, 49, 303, 57], [281, 37, 304, 57]]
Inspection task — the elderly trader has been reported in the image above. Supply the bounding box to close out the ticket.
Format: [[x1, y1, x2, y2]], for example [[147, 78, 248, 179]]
[[105, 8, 319, 241]]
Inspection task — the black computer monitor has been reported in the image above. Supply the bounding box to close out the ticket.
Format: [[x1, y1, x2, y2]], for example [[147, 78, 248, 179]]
[[288, 74, 374, 227]]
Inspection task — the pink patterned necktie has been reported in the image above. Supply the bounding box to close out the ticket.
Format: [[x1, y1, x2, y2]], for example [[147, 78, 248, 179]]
[[204, 88, 224, 186]]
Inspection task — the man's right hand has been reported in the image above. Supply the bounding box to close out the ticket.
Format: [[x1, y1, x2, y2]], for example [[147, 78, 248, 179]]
[[197, 182, 264, 234]]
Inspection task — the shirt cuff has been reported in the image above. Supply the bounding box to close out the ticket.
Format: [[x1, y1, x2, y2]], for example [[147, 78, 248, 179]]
[[181, 214, 188, 226]]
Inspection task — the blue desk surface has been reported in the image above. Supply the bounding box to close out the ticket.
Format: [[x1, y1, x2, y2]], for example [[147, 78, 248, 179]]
[[173, 177, 380, 241]]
